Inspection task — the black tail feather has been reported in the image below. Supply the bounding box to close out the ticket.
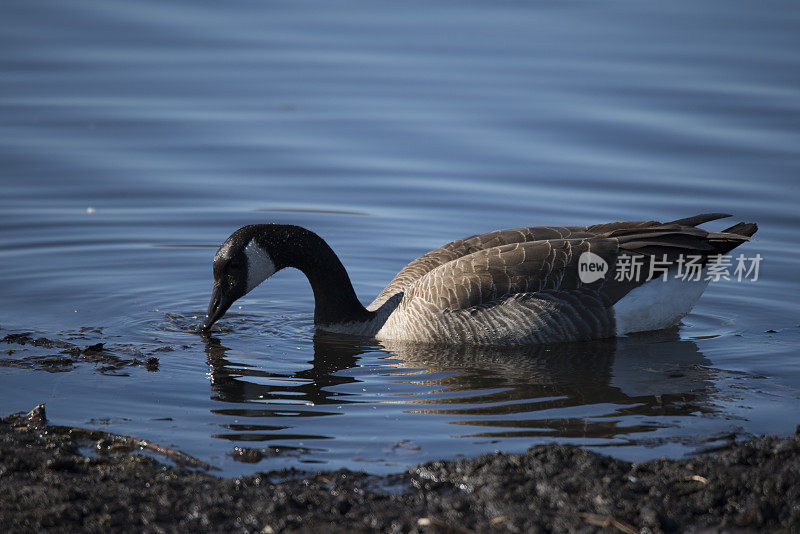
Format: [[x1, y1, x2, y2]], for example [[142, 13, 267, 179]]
[[722, 222, 758, 237], [668, 213, 732, 227]]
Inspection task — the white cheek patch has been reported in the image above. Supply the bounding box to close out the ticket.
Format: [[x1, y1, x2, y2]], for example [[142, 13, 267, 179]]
[[244, 239, 276, 293]]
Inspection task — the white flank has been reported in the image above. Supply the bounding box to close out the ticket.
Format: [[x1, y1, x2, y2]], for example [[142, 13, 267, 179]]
[[244, 239, 276, 293], [613, 272, 709, 335]]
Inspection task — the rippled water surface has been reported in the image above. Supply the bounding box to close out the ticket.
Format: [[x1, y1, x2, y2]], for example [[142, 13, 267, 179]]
[[1, 0, 799, 475]]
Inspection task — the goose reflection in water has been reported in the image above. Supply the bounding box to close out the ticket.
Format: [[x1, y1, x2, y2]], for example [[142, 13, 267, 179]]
[[202, 329, 720, 454], [379, 330, 717, 440], [202, 336, 369, 446]]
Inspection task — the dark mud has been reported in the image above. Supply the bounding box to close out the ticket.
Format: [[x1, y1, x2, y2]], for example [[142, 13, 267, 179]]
[[2, 406, 798, 533]]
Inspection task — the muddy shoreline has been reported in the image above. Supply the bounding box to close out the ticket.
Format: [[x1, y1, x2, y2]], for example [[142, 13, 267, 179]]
[[2, 405, 798, 533]]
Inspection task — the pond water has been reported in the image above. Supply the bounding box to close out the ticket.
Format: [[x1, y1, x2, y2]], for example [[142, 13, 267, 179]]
[[1, 0, 799, 476]]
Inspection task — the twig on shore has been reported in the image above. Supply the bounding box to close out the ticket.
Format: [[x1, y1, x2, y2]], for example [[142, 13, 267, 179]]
[[12, 402, 219, 471], [67, 427, 220, 471], [580, 513, 638, 534], [417, 517, 476, 534]]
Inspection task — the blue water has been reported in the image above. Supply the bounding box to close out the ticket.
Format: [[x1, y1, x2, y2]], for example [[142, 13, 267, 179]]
[[1, 0, 799, 475]]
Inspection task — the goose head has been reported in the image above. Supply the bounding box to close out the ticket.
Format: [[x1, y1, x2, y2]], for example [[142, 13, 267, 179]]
[[201, 226, 277, 332]]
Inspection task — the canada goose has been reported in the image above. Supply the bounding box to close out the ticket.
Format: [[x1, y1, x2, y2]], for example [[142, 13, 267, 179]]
[[200, 213, 757, 344]]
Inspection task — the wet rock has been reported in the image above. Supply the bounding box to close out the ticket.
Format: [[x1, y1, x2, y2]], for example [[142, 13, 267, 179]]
[[2, 333, 33, 344], [229, 445, 311, 463], [0, 358, 34, 370], [32, 337, 55, 348], [1, 333, 69, 350], [231, 446, 264, 463], [61, 346, 81, 357]]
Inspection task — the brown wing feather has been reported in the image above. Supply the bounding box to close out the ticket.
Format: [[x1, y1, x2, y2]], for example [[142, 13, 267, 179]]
[[401, 238, 620, 312], [401, 222, 756, 313], [370, 213, 753, 311], [369, 223, 647, 309]]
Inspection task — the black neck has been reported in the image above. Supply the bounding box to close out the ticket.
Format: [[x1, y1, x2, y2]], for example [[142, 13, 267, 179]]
[[254, 225, 374, 326]]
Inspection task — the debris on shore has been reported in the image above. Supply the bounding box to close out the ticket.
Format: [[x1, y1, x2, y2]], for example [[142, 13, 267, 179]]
[[0, 333, 165, 375], [2, 406, 799, 532]]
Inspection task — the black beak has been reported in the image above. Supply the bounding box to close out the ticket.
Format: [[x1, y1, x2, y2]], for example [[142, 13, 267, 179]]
[[200, 284, 234, 332]]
